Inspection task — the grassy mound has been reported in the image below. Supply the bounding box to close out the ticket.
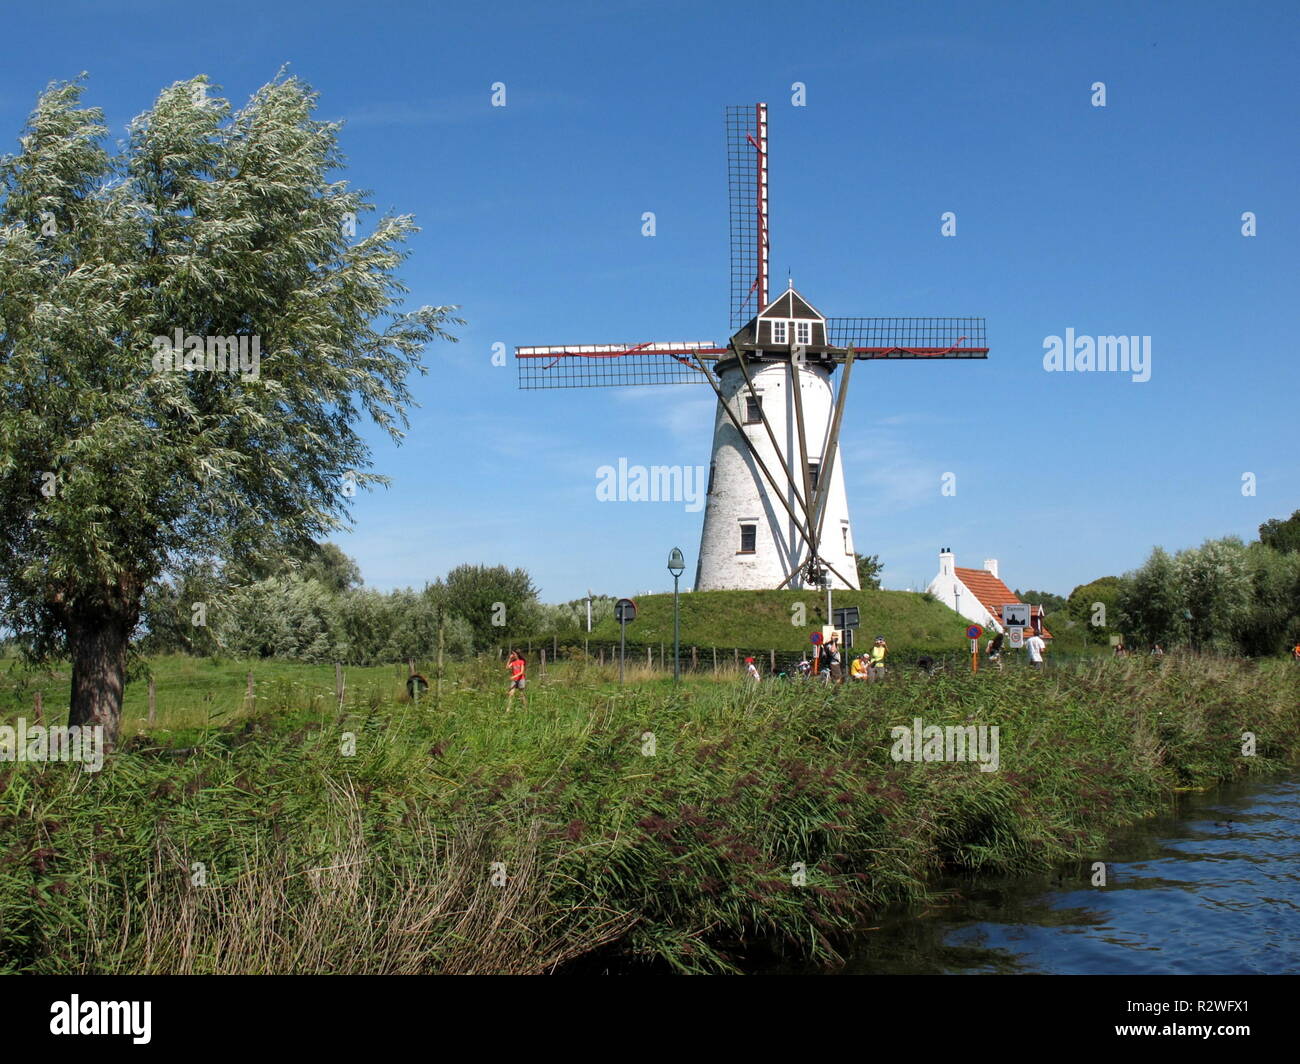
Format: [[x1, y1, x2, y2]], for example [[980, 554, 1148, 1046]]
[[1, 655, 1296, 973], [584, 587, 973, 655]]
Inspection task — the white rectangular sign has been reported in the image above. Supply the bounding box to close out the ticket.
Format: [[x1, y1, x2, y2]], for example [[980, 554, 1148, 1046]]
[[1007, 625, 1025, 648], [1001, 603, 1030, 628]]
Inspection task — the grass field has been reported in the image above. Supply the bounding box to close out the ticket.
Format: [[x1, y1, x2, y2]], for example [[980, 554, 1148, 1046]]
[[2, 652, 1297, 974], [585, 587, 970, 650]]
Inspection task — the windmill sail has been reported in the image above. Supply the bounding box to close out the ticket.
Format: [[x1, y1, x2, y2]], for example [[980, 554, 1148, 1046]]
[[726, 103, 768, 331], [826, 317, 988, 358], [516, 343, 725, 389]]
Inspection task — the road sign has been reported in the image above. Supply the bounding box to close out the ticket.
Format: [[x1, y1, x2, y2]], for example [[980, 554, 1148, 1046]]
[[966, 624, 984, 640], [1007, 625, 1024, 648], [810, 631, 823, 645], [1001, 603, 1030, 628], [615, 598, 637, 685], [832, 606, 860, 630]]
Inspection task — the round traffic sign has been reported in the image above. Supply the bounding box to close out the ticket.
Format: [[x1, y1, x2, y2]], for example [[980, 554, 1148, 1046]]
[[615, 597, 637, 623], [810, 631, 823, 645], [966, 624, 984, 640]]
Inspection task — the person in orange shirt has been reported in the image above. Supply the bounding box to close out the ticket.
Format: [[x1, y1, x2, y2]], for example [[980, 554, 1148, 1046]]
[[506, 649, 527, 710]]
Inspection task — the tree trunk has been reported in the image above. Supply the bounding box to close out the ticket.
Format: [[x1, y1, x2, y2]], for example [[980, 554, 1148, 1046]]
[[67, 609, 132, 749]]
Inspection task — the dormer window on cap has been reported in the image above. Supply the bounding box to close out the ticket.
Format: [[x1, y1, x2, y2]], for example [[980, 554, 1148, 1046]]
[[755, 287, 827, 351]]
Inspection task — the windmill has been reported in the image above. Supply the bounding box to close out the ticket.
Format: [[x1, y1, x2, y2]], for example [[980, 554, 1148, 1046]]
[[516, 103, 988, 596]]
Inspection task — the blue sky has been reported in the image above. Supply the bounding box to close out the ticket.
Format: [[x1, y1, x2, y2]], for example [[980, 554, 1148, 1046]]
[[5, 0, 1298, 602]]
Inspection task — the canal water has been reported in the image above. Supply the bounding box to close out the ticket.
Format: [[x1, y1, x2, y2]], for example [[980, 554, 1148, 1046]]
[[834, 773, 1300, 974]]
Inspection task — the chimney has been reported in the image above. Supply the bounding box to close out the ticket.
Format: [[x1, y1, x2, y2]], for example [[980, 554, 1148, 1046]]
[[983, 558, 998, 578], [939, 547, 954, 576]]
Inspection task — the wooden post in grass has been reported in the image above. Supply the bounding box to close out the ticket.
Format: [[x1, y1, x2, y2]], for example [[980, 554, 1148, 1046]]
[[147, 679, 156, 725], [34, 690, 43, 726], [541, 648, 547, 680], [552, 634, 558, 660], [246, 670, 255, 710], [335, 663, 345, 707], [770, 649, 776, 673], [599, 648, 605, 666], [712, 647, 717, 671], [436, 613, 445, 700], [692, 646, 698, 671], [734, 648, 739, 668]]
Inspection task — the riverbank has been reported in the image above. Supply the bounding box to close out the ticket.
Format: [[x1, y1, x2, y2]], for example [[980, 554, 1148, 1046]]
[[2, 655, 1297, 973]]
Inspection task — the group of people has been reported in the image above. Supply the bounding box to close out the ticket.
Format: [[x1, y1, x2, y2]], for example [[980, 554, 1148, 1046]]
[[745, 633, 889, 683], [983, 630, 1048, 670]]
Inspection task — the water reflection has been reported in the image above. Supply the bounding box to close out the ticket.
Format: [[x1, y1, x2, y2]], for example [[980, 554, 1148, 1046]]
[[838, 775, 1300, 974]]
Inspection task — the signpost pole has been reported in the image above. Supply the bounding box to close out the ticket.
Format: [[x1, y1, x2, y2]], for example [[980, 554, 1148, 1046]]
[[614, 597, 637, 686], [965, 625, 984, 675], [672, 572, 681, 682]]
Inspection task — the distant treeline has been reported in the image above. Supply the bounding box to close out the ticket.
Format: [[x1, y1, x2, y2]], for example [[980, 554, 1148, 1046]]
[[127, 510, 1300, 665], [1043, 512, 1300, 656], [135, 548, 612, 666]]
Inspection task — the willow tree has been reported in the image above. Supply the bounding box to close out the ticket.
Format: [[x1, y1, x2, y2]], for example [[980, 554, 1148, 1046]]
[[0, 75, 459, 744]]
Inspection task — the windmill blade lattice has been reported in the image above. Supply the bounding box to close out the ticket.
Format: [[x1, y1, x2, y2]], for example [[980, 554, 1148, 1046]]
[[826, 317, 988, 358]]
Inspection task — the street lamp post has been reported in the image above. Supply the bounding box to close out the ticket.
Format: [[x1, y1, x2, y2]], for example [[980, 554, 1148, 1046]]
[[667, 548, 686, 682]]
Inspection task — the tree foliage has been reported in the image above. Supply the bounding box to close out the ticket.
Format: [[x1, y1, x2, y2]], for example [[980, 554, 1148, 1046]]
[[854, 553, 883, 590], [0, 74, 460, 740], [1259, 510, 1300, 555]]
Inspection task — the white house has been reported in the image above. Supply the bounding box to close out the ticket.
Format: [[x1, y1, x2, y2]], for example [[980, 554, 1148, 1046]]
[[926, 548, 1050, 636]]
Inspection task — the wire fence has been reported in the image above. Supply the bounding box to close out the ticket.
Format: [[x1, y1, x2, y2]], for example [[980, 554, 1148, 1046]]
[[492, 636, 1076, 679]]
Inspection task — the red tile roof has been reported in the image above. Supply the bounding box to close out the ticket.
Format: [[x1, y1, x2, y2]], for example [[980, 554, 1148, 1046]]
[[954, 567, 1052, 638]]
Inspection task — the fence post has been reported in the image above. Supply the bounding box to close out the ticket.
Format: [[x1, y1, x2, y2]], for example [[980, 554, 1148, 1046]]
[[335, 662, 345, 707], [541, 648, 547, 680], [599, 648, 605, 666], [246, 670, 255, 710], [692, 646, 698, 671], [770, 649, 776, 673], [712, 647, 717, 671], [147, 679, 156, 725], [34, 690, 44, 726], [734, 648, 739, 667], [553, 634, 558, 659], [646, 646, 652, 668], [437, 614, 445, 700]]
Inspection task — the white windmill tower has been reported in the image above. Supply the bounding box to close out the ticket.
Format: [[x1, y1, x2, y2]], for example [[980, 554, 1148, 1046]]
[[694, 279, 859, 591], [516, 103, 989, 595]]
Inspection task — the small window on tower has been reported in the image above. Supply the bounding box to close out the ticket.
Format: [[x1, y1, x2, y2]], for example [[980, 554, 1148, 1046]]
[[707, 460, 716, 495], [744, 395, 763, 424], [795, 320, 811, 345], [842, 525, 851, 555], [739, 523, 757, 554], [807, 461, 820, 493], [771, 320, 787, 345]]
